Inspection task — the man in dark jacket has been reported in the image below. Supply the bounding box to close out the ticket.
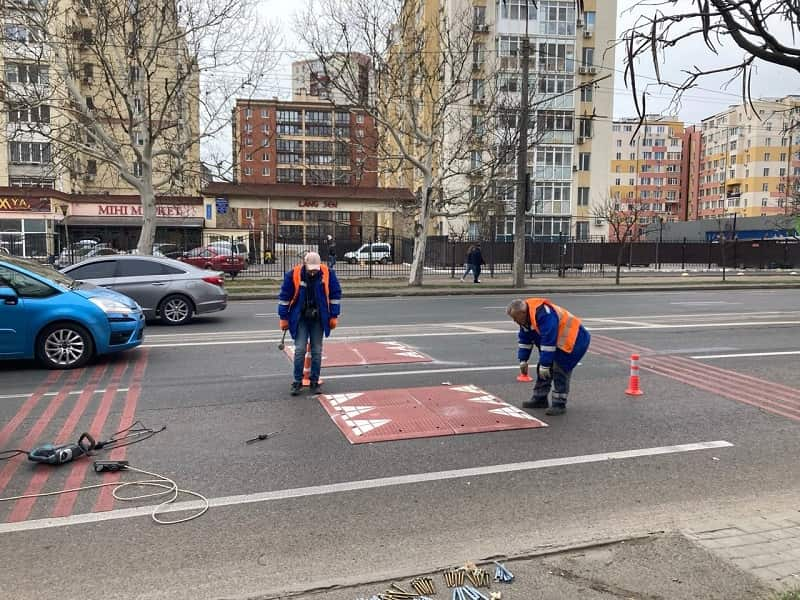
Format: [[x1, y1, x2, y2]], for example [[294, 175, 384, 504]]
[[467, 243, 485, 283], [278, 251, 342, 395]]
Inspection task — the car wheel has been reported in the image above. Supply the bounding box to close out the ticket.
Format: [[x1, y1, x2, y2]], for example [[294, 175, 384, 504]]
[[204, 263, 213, 270], [159, 294, 194, 326], [36, 322, 94, 369], [379, 257, 389, 265]]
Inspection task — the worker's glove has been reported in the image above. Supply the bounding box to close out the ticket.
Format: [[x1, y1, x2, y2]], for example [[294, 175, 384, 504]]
[[329, 318, 338, 330], [519, 361, 529, 376], [537, 364, 552, 380], [279, 319, 289, 331]]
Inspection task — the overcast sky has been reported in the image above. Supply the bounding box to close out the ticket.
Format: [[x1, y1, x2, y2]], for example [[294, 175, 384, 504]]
[[255, 0, 800, 125]]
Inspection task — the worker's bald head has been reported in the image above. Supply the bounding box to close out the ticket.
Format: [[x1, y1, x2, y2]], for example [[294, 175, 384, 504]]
[[506, 299, 529, 327]]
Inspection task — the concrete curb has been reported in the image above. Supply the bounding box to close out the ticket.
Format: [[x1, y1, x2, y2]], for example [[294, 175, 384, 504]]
[[228, 281, 800, 300]]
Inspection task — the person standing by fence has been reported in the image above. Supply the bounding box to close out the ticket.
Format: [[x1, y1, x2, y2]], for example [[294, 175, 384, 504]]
[[461, 243, 485, 283], [326, 235, 337, 269]]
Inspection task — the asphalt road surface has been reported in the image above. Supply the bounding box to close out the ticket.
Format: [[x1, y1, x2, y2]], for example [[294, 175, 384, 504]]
[[1, 288, 799, 599]]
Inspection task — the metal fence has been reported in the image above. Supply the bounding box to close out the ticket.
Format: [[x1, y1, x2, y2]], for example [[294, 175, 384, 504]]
[[2, 231, 798, 279]]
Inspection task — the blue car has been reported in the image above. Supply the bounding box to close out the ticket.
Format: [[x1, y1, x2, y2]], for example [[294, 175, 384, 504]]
[[0, 255, 145, 369]]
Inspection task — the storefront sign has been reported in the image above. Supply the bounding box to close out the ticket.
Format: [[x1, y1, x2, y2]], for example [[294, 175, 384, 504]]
[[298, 199, 338, 209], [0, 197, 51, 212], [215, 197, 229, 215], [68, 203, 202, 218]]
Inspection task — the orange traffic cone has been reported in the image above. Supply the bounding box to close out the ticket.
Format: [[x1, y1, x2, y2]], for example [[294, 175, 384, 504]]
[[625, 354, 643, 396], [301, 343, 323, 387], [517, 372, 533, 382]]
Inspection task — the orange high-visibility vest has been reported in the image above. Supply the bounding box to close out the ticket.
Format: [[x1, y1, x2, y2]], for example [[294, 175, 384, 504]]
[[525, 298, 582, 353], [290, 264, 331, 309]]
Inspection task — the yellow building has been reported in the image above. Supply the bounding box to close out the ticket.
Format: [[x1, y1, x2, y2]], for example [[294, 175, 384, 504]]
[[690, 96, 800, 220]]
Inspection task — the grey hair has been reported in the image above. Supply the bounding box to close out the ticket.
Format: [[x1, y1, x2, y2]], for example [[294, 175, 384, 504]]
[[506, 299, 527, 316]]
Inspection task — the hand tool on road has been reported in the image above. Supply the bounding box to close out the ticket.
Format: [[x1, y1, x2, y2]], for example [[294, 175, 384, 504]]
[[245, 431, 280, 445], [278, 329, 288, 350]]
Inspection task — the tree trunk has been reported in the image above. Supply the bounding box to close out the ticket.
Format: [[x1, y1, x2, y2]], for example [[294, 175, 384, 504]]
[[615, 242, 624, 285], [408, 185, 432, 287], [136, 181, 157, 255]]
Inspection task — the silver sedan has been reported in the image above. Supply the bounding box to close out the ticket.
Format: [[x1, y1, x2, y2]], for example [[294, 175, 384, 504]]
[[62, 255, 227, 325]]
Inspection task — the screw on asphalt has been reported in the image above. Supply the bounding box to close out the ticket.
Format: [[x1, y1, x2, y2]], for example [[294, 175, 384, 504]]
[[493, 561, 514, 583]]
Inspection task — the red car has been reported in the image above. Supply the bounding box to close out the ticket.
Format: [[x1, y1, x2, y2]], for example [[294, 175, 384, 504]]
[[179, 246, 245, 276]]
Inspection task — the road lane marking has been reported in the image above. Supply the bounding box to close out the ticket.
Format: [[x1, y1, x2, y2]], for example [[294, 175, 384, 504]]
[[670, 301, 742, 306], [0, 388, 130, 402], [140, 320, 800, 349], [0, 441, 733, 534], [691, 350, 800, 360]]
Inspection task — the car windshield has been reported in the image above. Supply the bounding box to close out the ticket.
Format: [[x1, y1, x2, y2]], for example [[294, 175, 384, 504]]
[[1, 256, 76, 288]]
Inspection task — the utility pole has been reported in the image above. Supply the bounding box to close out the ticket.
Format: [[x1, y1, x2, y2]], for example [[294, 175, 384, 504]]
[[512, 9, 531, 288]]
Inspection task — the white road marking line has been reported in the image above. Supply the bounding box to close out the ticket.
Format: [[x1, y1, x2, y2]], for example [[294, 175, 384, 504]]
[[0, 387, 130, 401], [670, 301, 742, 306], [691, 350, 800, 360], [140, 320, 800, 349], [322, 365, 517, 379], [0, 441, 733, 534]]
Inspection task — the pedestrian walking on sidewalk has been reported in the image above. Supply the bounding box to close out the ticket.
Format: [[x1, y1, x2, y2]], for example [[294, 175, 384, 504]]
[[278, 251, 342, 396], [506, 298, 591, 415], [460, 243, 485, 283]]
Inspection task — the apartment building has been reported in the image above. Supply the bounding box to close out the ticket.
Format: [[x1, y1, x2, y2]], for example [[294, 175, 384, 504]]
[[226, 98, 413, 240], [1, 0, 201, 250], [291, 55, 371, 105], [610, 116, 686, 233], [687, 96, 800, 220], [449, 0, 617, 240]]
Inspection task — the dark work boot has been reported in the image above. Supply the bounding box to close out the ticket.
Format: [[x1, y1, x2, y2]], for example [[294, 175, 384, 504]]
[[309, 381, 321, 394], [290, 381, 302, 396], [522, 396, 549, 409], [545, 403, 566, 416]]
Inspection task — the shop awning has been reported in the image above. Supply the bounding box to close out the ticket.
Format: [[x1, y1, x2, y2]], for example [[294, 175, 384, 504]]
[[64, 216, 205, 228]]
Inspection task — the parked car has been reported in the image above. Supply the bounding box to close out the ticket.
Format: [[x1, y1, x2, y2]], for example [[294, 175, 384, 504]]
[[54, 239, 111, 268], [344, 243, 393, 264], [0, 255, 144, 369], [62, 255, 227, 326], [207, 240, 249, 266], [179, 246, 245, 277]]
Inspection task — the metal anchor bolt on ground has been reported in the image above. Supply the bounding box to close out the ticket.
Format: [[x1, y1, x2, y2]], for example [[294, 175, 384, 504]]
[[493, 561, 514, 583]]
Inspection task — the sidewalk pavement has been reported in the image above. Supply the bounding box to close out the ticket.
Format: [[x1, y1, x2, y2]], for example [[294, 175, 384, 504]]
[[226, 274, 800, 300], [272, 516, 800, 600]]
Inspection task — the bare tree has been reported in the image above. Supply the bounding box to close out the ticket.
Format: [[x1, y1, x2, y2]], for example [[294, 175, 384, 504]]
[[622, 0, 800, 126], [297, 0, 532, 286], [592, 197, 641, 285], [1, 0, 276, 253]]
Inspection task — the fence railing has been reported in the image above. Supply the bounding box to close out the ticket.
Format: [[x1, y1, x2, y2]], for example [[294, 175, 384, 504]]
[[2, 232, 798, 279]]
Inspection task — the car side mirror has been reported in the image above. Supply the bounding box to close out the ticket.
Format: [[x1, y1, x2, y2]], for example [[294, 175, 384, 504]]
[[0, 286, 19, 306]]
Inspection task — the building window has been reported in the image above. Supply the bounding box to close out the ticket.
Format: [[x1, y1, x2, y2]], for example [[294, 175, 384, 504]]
[[578, 152, 590, 171], [9, 141, 51, 163], [261, 138, 270, 147], [245, 153, 253, 161], [501, 0, 536, 20], [261, 109, 268, 118], [580, 84, 593, 102], [763, 167, 770, 176], [133, 97, 143, 114], [539, 1, 576, 36], [473, 5, 486, 26], [8, 104, 50, 123], [262, 167, 270, 176], [538, 41, 575, 73], [356, 113, 365, 124], [584, 11, 596, 30], [133, 161, 143, 177], [766, 137, 772, 146], [245, 108, 252, 119], [615, 153, 621, 160], [581, 47, 594, 68], [764, 152, 771, 161], [262, 152, 269, 161], [762, 183, 769, 191], [245, 137, 253, 146], [577, 187, 590, 206], [244, 167, 253, 176]]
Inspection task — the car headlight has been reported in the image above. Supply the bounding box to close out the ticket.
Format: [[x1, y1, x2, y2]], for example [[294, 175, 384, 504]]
[[89, 297, 137, 315]]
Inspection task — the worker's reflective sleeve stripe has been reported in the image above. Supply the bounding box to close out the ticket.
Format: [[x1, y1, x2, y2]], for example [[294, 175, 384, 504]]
[[278, 300, 290, 305], [299, 281, 307, 287], [542, 305, 551, 314], [540, 345, 557, 352], [329, 299, 340, 304], [519, 343, 533, 350]]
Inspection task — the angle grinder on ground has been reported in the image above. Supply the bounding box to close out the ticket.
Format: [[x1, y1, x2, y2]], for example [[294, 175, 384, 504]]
[[28, 433, 96, 465]]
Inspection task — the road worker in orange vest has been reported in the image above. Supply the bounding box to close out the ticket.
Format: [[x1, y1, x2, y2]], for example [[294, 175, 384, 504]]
[[506, 298, 591, 415], [278, 251, 342, 396]]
